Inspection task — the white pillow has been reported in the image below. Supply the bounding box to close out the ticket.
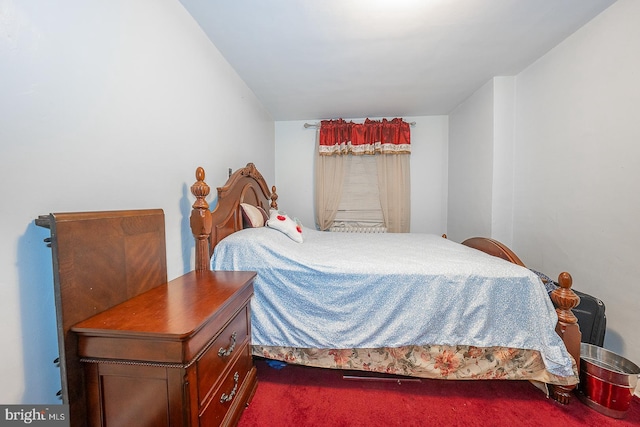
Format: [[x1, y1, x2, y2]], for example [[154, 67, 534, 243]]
[[240, 203, 266, 228], [266, 210, 304, 243]]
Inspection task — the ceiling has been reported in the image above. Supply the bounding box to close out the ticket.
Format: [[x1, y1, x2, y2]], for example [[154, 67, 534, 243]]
[[180, 0, 616, 121]]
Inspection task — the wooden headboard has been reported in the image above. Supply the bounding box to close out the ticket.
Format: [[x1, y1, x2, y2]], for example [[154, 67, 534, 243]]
[[190, 163, 277, 271]]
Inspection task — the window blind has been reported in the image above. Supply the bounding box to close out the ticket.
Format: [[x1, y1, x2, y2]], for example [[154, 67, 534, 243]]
[[333, 155, 384, 227]]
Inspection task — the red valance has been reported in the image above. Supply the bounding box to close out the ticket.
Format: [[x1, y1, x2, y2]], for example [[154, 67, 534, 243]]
[[318, 118, 411, 155]]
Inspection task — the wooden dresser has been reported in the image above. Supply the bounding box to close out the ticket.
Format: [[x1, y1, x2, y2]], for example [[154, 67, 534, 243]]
[[72, 270, 257, 427], [37, 209, 257, 426]]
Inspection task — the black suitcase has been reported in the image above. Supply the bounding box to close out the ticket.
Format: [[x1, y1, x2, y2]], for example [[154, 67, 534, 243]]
[[531, 270, 607, 347], [572, 289, 607, 347]]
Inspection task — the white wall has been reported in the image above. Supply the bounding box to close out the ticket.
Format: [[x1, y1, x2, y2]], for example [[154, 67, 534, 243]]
[[448, 0, 639, 370], [491, 77, 516, 245], [275, 116, 448, 234], [447, 81, 494, 242], [0, 0, 274, 404], [513, 0, 640, 365], [448, 76, 516, 245]]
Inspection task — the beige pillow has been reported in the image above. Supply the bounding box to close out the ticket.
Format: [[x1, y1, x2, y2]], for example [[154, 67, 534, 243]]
[[240, 203, 266, 228]]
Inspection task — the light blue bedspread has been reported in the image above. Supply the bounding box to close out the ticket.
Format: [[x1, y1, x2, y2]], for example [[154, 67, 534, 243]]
[[211, 227, 575, 377]]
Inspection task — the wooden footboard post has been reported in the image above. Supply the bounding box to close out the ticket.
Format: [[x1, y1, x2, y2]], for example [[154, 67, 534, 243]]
[[190, 167, 212, 271], [549, 272, 582, 404]]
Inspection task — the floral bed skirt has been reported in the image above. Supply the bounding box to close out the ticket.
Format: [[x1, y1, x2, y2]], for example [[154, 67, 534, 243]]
[[252, 344, 578, 387]]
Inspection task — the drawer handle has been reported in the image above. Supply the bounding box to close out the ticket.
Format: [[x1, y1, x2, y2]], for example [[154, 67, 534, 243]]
[[218, 331, 237, 357], [220, 372, 239, 403]]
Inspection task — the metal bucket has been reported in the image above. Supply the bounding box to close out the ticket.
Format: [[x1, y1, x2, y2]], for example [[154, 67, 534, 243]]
[[578, 343, 640, 419]]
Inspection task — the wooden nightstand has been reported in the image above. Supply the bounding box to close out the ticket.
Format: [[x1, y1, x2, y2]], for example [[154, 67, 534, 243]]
[[72, 270, 257, 427]]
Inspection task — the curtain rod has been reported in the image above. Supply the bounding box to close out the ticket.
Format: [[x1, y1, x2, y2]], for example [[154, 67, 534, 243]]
[[304, 121, 416, 128]]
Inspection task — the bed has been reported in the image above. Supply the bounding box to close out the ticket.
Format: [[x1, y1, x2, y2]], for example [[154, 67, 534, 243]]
[[189, 163, 582, 404]]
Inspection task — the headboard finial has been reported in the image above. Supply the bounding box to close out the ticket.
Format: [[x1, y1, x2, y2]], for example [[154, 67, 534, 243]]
[[196, 166, 205, 182], [270, 186, 278, 210], [191, 167, 210, 209]]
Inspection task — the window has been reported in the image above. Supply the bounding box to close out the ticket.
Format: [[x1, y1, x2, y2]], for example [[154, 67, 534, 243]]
[[314, 118, 411, 233], [332, 155, 385, 230]]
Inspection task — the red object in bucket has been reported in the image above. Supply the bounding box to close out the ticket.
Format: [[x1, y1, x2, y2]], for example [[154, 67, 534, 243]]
[[578, 343, 640, 419]]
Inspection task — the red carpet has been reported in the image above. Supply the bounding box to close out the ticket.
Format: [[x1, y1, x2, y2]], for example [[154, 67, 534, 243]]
[[238, 359, 640, 426]]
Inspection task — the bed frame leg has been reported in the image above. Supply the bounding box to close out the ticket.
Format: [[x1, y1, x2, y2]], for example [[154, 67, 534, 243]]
[[549, 384, 574, 404]]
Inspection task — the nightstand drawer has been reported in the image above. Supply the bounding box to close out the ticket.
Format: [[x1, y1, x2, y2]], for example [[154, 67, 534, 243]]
[[198, 343, 254, 426], [196, 306, 250, 406]]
